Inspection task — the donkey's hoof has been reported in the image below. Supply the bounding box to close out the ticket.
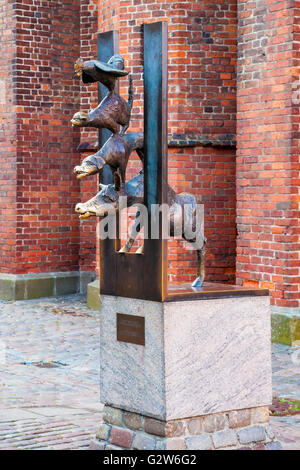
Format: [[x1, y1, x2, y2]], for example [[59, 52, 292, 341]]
[[191, 277, 204, 288]]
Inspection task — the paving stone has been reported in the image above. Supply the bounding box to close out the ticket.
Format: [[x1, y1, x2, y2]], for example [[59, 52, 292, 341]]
[[202, 413, 227, 433], [89, 439, 105, 450], [165, 420, 186, 437], [28, 407, 89, 417], [270, 415, 300, 450], [132, 432, 156, 450], [187, 417, 203, 435], [251, 406, 269, 424], [186, 434, 213, 450], [109, 427, 133, 449], [228, 409, 251, 429], [124, 411, 143, 431], [103, 406, 123, 427], [265, 424, 275, 440], [144, 417, 166, 437], [253, 443, 266, 450], [238, 426, 266, 445], [165, 438, 186, 450], [96, 423, 111, 441], [266, 441, 283, 450], [155, 439, 166, 450], [212, 429, 238, 448], [0, 294, 298, 450]]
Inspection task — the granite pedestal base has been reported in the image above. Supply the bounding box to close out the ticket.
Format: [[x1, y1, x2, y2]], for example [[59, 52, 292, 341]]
[[95, 290, 279, 450]]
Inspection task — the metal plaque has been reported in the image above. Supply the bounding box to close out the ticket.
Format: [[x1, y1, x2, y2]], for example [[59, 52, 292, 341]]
[[117, 313, 145, 346]]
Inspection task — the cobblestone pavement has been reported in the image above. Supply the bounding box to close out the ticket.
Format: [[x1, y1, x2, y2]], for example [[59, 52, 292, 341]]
[[0, 295, 299, 450], [270, 343, 300, 450], [0, 295, 102, 450]]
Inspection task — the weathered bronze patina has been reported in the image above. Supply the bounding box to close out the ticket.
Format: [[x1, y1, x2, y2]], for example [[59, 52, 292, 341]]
[[73, 132, 144, 192], [73, 23, 208, 299], [72, 55, 132, 135], [75, 55, 128, 89], [75, 171, 206, 288], [71, 78, 132, 135]]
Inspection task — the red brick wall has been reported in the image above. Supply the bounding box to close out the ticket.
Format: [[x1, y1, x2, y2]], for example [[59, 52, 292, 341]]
[[1, 0, 299, 304], [3, 0, 82, 274], [236, 0, 299, 307], [292, 4, 300, 307], [97, 0, 237, 284], [79, 0, 99, 273], [0, 0, 17, 273], [0, 0, 238, 284]]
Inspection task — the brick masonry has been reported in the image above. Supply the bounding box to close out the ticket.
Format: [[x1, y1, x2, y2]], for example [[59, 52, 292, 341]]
[[0, 0, 17, 273], [94, 0, 238, 285], [90, 405, 282, 450], [11, 0, 82, 275], [0, 0, 299, 318], [79, 0, 99, 275], [236, 0, 300, 309], [0, 0, 98, 290]]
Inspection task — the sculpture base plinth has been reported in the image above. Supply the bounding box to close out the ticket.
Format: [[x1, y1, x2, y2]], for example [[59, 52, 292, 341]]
[[91, 405, 281, 450], [95, 287, 280, 450]]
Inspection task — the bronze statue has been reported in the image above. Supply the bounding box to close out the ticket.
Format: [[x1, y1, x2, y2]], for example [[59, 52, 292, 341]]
[[74, 132, 143, 192], [75, 55, 128, 90], [75, 171, 206, 288], [72, 55, 132, 135], [72, 53, 207, 288]]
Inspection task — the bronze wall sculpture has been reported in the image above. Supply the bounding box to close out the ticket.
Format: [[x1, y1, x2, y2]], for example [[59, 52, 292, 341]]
[[75, 171, 206, 287], [73, 132, 144, 192], [72, 56, 132, 135], [72, 23, 207, 298]]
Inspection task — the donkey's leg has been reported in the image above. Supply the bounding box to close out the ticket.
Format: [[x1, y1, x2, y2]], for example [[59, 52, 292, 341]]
[[191, 242, 206, 288]]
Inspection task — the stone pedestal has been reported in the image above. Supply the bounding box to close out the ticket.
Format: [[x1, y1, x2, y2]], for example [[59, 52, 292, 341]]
[[93, 292, 281, 450]]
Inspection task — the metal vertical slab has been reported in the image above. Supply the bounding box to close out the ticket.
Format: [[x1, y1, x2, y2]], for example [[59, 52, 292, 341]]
[[99, 23, 168, 302], [97, 30, 119, 184], [98, 30, 119, 295], [142, 21, 168, 301]]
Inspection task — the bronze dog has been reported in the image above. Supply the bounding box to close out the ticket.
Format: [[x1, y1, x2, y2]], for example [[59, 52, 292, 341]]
[[73, 132, 144, 192]]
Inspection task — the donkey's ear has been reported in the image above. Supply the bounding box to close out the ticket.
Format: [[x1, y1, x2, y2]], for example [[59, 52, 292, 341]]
[[95, 156, 106, 170]]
